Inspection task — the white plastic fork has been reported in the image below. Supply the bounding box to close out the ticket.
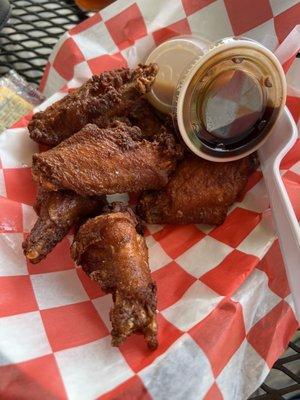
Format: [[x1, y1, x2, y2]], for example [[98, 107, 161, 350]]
[[259, 107, 300, 321]]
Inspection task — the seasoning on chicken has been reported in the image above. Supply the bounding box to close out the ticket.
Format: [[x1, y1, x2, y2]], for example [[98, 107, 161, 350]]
[[23, 188, 106, 263], [137, 155, 254, 225], [126, 97, 164, 138], [32, 122, 183, 196], [28, 64, 158, 147], [71, 203, 158, 349]]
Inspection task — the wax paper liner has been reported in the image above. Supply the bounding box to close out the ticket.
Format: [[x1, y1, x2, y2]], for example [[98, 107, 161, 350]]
[[0, 1, 300, 399]]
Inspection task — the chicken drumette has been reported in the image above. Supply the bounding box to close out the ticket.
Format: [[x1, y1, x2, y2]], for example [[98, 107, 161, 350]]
[[23, 188, 106, 263], [28, 64, 158, 147], [137, 155, 254, 225], [71, 203, 158, 349]]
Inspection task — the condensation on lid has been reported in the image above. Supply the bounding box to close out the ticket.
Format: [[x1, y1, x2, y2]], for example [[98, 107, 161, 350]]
[[145, 37, 207, 113]]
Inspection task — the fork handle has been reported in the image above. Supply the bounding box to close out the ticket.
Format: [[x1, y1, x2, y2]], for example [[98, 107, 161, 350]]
[[260, 156, 300, 321]]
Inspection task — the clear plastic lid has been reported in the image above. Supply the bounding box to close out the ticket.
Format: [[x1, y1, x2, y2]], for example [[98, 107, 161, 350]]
[[145, 36, 209, 113], [174, 37, 287, 161], [146, 36, 287, 161]]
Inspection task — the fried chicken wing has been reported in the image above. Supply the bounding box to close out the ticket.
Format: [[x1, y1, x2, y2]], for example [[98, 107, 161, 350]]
[[32, 122, 183, 196], [104, 98, 177, 141], [137, 155, 254, 225], [126, 98, 164, 138], [28, 64, 158, 146], [71, 203, 157, 349], [23, 188, 106, 263]]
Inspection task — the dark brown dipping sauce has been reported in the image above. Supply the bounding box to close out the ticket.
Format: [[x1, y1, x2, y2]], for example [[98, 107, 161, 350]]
[[197, 105, 278, 151], [194, 69, 278, 151], [202, 70, 263, 139]]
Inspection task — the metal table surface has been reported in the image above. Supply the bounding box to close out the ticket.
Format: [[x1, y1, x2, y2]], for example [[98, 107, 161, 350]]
[[0, 1, 299, 399], [0, 0, 87, 83]]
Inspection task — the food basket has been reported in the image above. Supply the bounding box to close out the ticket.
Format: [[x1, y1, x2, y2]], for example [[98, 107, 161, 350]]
[[0, 1, 300, 399]]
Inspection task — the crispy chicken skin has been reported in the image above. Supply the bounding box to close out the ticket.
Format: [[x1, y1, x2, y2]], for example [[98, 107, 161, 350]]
[[101, 98, 168, 138], [23, 188, 106, 263], [126, 98, 164, 138], [28, 64, 158, 147], [137, 155, 254, 225], [71, 203, 158, 349], [32, 122, 183, 196]]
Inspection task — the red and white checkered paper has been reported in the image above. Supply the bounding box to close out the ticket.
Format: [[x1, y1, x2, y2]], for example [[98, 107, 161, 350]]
[[1, 1, 300, 399]]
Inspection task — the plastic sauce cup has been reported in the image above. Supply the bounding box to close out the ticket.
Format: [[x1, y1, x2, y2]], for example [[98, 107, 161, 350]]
[[145, 36, 286, 162]]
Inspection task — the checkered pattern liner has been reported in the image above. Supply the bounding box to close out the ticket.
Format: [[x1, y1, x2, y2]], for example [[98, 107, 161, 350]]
[[1, 1, 300, 399]]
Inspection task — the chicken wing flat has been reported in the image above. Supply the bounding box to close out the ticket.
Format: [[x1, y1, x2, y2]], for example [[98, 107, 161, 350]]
[[126, 98, 164, 138], [137, 155, 254, 225], [71, 203, 157, 349], [28, 64, 158, 147], [103, 98, 175, 140], [23, 188, 106, 263], [32, 122, 183, 196]]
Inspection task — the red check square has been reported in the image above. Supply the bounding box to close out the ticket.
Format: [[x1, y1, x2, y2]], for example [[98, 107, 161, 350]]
[[0, 197, 23, 233], [287, 97, 300, 125], [237, 170, 263, 202], [0, 355, 66, 399], [189, 297, 246, 377], [53, 37, 85, 81], [41, 301, 109, 352], [210, 208, 261, 248], [282, 54, 298, 74], [247, 300, 298, 367], [283, 170, 300, 220], [204, 383, 223, 400], [0, 276, 38, 317], [153, 224, 204, 259], [182, 0, 216, 17], [152, 19, 191, 46], [76, 267, 106, 299], [257, 240, 290, 299], [100, 375, 151, 400], [4, 168, 36, 206], [200, 250, 258, 296], [153, 261, 196, 311], [224, 0, 273, 35], [281, 139, 300, 170], [70, 13, 102, 35], [105, 4, 147, 50], [119, 314, 183, 372], [27, 237, 75, 274], [88, 52, 127, 75], [11, 112, 34, 129], [274, 3, 300, 43]]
